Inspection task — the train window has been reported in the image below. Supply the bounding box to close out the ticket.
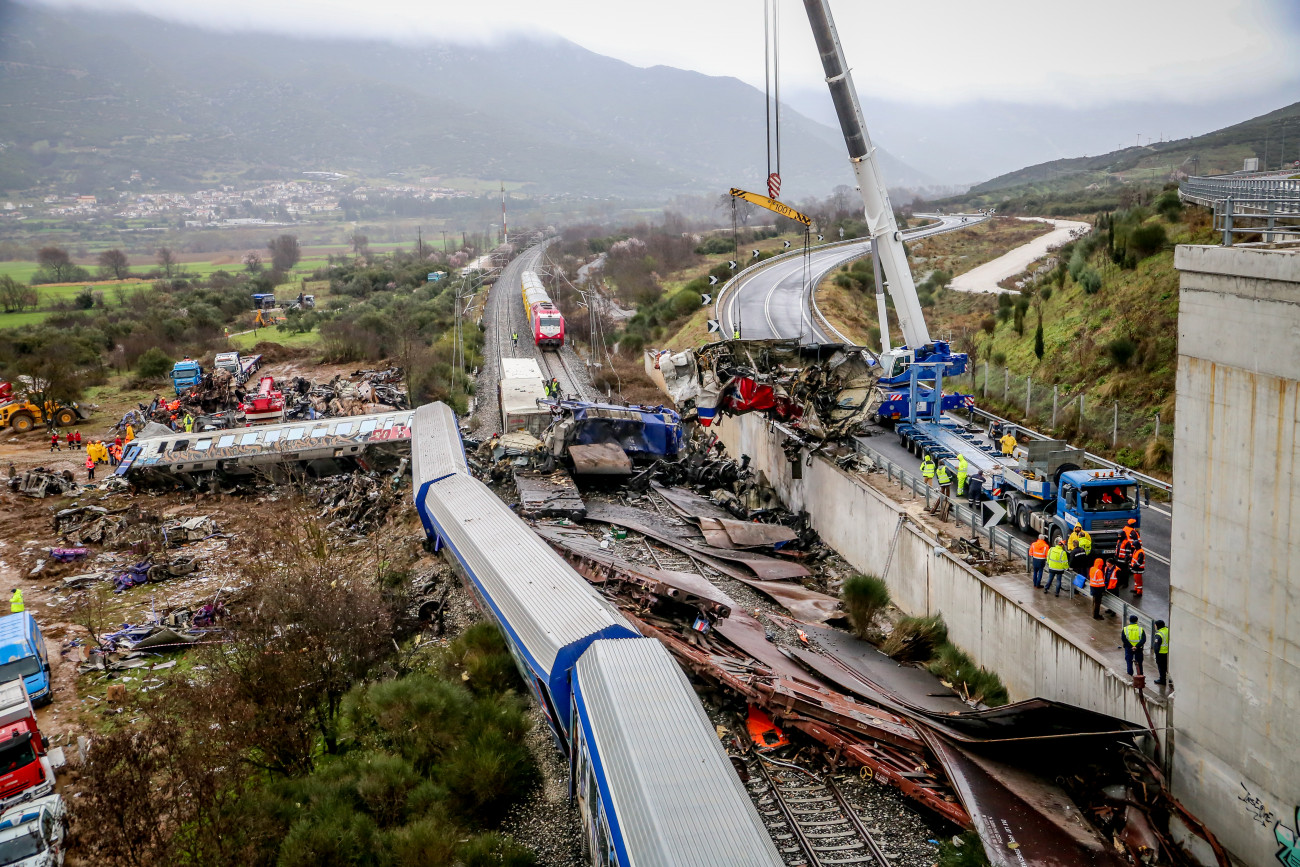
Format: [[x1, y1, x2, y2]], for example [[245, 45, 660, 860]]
[[311, 426, 328, 437], [194, 439, 212, 451], [359, 419, 378, 434], [239, 432, 260, 445], [287, 427, 306, 439], [264, 430, 282, 444], [335, 422, 353, 436], [171, 439, 190, 452], [541, 316, 562, 327], [597, 813, 612, 865], [217, 435, 236, 448]]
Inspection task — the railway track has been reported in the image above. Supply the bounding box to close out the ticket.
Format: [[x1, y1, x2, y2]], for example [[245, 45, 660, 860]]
[[739, 748, 891, 867], [539, 347, 586, 401]]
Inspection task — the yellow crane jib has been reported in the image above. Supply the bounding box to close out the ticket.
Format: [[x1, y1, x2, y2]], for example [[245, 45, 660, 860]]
[[728, 188, 812, 226]]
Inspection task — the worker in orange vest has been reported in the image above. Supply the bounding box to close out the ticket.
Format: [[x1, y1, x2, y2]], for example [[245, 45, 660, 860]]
[[1029, 535, 1049, 588], [1104, 560, 1121, 591], [85, 454, 96, 481], [1121, 518, 1140, 546], [1088, 558, 1107, 620], [1129, 544, 1146, 596], [1115, 533, 1135, 591]]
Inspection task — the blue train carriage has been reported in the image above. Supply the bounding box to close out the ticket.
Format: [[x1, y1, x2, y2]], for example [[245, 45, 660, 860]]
[[414, 470, 638, 745], [411, 402, 470, 490], [570, 638, 785, 867]]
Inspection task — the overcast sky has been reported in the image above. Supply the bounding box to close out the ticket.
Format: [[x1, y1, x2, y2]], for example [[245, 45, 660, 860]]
[[29, 0, 1300, 108]]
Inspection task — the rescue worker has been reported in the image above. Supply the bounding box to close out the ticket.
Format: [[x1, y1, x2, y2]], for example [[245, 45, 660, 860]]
[[935, 460, 952, 498], [73, 430, 82, 449], [1029, 534, 1049, 588], [955, 454, 968, 496], [1129, 543, 1146, 596], [920, 454, 936, 487], [1067, 523, 1093, 573], [1152, 619, 1169, 685], [65, 430, 74, 450], [734, 327, 741, 340], [86, 454, 96, 481], [184, 413, 195, 433], [109, 443, 121, 467], [1115, 532, 1135, 591], [999, 428, 1018, 456], [9, 587, 22, 614], [1045, 538, 1070, 596], [551, 378, 560, 399], [49, 431, 61, 452], [1104, 559, 1121, 591], [511, 332, 518, 348], [1088, 558, 1106, 620], [125, 424, 135, 444], [1121, 615, 1146, 677], [1121, 517, 1140, 546], [967, 467, 985, 503]]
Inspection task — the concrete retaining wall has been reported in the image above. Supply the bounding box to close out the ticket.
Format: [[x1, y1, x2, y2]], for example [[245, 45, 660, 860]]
[[710, 412, 1167, 731]]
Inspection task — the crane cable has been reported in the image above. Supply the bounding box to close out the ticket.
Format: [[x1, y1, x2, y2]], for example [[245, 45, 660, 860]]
[[764, 0, 782, 199]]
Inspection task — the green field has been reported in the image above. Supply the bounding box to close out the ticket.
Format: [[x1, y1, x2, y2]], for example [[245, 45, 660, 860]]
[[229, 327, 323, 351]]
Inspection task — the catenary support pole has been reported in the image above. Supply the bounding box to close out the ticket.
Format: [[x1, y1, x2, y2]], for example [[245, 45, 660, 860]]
[[1026, 377, 1032, 417], [1113, 401, 1119, 448], [1052, 385, 1059, 428]]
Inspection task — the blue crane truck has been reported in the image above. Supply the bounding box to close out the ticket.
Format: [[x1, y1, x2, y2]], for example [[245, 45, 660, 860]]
[[897, 417, 1140, 554]]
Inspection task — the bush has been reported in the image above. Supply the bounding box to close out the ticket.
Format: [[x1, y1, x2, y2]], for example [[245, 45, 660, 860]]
[[1107, 335, 1137, 367], [992, 351, 1007, 366], [1033, 319, 1044, 360], [443, 623, 523, 697], [74, 288, 94, 309], [1155, 191, 1183, 221], [927, 643, 1008, 706], [979, 316, 996, 335], [1078, 268, 1102, 295], [694, 237, 735, 255], [135, 346, 173, 380], [842, 574, 890, 637], [1129, 223, 1168, 259], [882, 614, 948, 662], [936, 831, 992, 867]]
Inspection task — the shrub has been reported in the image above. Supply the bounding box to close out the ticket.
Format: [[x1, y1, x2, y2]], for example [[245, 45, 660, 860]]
[[443, 623, 523, 697], [882, 614, 948, 662], [1129, 223, 1168, 258], [458, 833, 538, 867], [1155, 191, 1183, 221], [992, 351, 1007, 366], [384, 817, 459, 867], [74, 288, 94, 309], [927, 643, 1008, 706], [979, 316, 996, 335], [842, 574, 890, 637], [1033, 319, 1044, 360], [135, 346, 173, 380], [1107, 335, 1137, 367], [1079, 268, 1102, 295], [694, 237, 735, 255], [936, 831, 992, 867]]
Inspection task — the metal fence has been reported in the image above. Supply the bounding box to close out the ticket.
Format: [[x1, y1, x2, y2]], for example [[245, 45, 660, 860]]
[[1179, 175, 1300, 246], [851, 437, 1157, 636], [960, 362, 1170, 486]]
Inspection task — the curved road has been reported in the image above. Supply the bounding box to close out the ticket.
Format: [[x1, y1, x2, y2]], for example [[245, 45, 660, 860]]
[[720, 214, 986, 342], [715, 213, 1172, 619]]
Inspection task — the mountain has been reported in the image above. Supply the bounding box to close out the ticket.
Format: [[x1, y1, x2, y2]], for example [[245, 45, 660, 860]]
[[953, 101, 1300, 202], [0, 2, 930, 199]]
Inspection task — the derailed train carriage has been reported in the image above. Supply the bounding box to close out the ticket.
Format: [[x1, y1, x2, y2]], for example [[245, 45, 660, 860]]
[[411, 402, 783, 866]]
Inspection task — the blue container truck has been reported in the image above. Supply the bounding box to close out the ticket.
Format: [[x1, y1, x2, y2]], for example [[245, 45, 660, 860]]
[[0, 613, 51, 706]]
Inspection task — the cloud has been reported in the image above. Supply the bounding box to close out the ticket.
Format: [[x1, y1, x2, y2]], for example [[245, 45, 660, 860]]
[[25, 0, 1300, 107]]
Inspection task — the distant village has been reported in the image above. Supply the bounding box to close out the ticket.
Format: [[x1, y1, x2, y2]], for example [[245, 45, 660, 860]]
[[1, 173, 480, 228]]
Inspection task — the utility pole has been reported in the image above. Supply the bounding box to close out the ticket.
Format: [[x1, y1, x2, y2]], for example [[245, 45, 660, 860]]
[[417, 226, 424, 260], [501, 182, 508, 247]]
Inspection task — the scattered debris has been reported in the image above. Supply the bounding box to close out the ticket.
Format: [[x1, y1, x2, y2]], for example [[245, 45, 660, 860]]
[[513, 471, 587, 518], [9, 469, 78, 499]]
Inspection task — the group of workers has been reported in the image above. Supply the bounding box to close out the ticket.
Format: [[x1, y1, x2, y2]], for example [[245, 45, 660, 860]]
[[48, 428, 132, 480], [541, 377, 562, 399]]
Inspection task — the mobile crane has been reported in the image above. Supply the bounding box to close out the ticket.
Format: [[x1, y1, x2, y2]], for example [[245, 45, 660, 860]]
[[800, 0, 1137, 548]]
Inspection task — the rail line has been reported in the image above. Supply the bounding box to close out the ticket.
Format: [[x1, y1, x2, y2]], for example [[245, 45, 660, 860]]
[[739, 746, 890, 867], [538, 347, 585, 401]]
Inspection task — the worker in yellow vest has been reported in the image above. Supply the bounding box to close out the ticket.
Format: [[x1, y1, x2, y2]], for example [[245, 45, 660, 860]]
[[1152, 620, 1169, 685], [999, 429, 1018, 455], [9, 587, 22, 613], [1044, 540, 1070, 596], [955, 454, 968, 496], [920, 455, 936, 487], [1067, 524, 1092, 573], [1121, 615, 1146, 677]]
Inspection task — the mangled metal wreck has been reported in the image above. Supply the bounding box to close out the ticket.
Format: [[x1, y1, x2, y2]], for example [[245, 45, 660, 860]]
[[645, 338, 882, 440]]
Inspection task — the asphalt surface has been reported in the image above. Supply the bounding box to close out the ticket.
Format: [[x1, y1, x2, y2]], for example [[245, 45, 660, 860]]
[[719, 214, 986, 342], [715, 216, 1172, 619], [858, 419, 1172, 620]]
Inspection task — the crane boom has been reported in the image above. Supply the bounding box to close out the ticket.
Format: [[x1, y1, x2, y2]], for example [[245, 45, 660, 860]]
[[800, 0, 931, 350]]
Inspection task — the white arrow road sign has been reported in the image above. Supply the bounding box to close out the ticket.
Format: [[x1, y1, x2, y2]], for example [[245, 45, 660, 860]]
[[708, 275, 718, 285], [728, 260, 737, 270], [782, 240, 791, 248], [751, 249, 760, 258], [707, 319, 721, 333], [982, 500, 1007, 530], [817, 234, 824, 241], [700, 293, 711, 305]]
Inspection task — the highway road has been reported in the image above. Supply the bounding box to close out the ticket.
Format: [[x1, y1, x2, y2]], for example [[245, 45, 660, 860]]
[[713, 214, 1173, 619], [857, 421, 1172, 620], [719, 214, 986, 343]]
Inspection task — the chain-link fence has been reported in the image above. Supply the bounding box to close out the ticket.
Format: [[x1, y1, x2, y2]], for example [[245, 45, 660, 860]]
[[960, 362, 1171, 474]]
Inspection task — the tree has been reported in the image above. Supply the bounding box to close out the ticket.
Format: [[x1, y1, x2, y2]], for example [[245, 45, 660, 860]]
[[12, 339, 84, 424], [242, 251, 263, 273], [351, 232, 370, 260], [268, 234, 301, 273], [135, 347, 172, 380], [97, 248, 131, 280], [157, 247, 177, 278], [37, 246, 74, 281], [0, 275, 37, 313], [1034, 314, 1045, 360]]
